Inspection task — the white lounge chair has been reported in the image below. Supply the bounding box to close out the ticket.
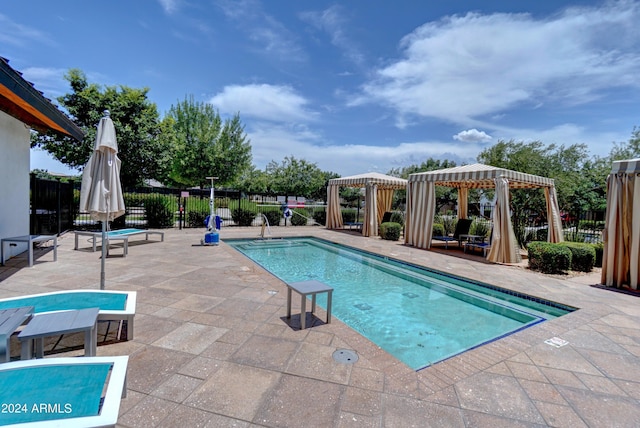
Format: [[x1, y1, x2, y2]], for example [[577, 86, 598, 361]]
[[0, 290, 136, 340], [74, 228, 164, 256]]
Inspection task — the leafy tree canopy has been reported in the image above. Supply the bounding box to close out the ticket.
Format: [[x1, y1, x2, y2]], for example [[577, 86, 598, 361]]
[[164, 96, 252, 188], [266, 156, 326, 199], [31, 69, 169, 188]]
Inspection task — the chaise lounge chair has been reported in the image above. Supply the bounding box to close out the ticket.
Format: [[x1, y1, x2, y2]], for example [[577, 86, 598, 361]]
[[0, 290, 136, 340], [0, 356, 128, 427], [432, 218, 473, 249], [464, 228, 493, 257], [74, 228, 164, 257]]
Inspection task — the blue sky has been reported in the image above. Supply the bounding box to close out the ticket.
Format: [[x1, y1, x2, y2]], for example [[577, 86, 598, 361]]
[[3, 0, 640, 177]]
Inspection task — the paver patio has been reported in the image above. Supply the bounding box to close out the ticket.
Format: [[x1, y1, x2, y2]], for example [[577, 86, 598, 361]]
[[1, 226, 639, 427]]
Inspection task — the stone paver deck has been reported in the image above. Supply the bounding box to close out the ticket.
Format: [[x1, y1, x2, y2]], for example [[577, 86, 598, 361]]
[[1, 227, 639, 427]]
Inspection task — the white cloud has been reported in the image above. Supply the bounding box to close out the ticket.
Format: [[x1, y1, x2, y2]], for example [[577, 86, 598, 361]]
[[209, 84, 318, 122], [0, 13, 52, 47], [453, 129, 492, 143], [299, 5, 365, 66], [354, 1, 640, 128], [216, 0, 305, 61], [20, 67, 68, 101], [158, 0, 180, 14]]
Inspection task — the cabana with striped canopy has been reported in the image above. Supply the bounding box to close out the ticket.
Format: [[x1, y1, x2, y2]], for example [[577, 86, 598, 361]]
[[601, 158, 640, 289], [326, 172, 407, 237], [405, 163, 563, 263]]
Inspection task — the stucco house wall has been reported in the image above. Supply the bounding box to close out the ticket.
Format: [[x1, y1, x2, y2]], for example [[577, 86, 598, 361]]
[[0, 110, 31, 257]]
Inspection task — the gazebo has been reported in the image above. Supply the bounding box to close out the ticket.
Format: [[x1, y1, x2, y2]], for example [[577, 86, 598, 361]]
[[326, 172, 408, 237], [601, 158, 640, 289], [405, 163, 563, 263]]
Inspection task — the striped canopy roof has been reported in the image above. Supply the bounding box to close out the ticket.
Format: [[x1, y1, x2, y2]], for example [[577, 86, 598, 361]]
[[408, 163, 554, 189], [328, 172, 407, 189], [611, 158, 640, 174]]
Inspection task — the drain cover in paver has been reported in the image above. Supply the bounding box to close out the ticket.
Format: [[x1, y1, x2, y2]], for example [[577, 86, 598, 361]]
[[545, 337, 569, 348], [333, 349, 359, 364]]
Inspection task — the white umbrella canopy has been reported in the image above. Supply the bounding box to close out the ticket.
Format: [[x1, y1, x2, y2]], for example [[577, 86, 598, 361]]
[[79, 111, 125, 289]]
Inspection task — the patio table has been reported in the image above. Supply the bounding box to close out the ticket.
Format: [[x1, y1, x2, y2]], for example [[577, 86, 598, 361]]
[[286, 280, 333, 330]]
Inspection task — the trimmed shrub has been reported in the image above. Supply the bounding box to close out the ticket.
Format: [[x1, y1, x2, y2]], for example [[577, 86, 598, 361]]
[[389, 211, 405, 228], [231, 207, 257, 226], [291, 208, 309, 226], [593, 242, 603, 267], [342, 209, 357, 223], [380, 222, 402, 241], [471, 219, 490, 238], [432, 223, 445, 237], [560, 242, 595, 272], [144, 196, 175, 228], [312, 208, 326, 226], [187, 210, 208, 228], [262, 209, 282, 227], [528, 242, 572, 274]]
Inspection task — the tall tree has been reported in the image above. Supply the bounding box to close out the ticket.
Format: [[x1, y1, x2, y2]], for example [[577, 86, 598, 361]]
[[389, 158, 459, 212], [31, 69, 169, 188], [266, 156, 326, 200], [165, 96, 252, 188]]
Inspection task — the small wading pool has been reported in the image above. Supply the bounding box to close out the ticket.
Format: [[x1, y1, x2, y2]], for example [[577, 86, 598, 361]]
[[226, 237, 574, 370]]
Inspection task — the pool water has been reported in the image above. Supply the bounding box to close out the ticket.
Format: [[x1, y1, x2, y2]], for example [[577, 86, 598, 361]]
[[227, 237, 573, 370]]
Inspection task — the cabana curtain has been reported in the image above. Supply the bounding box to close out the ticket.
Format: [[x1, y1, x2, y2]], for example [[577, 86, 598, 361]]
[[326, 172, 407, 237], [405, 163, 562, 263], [601, 159, 640, 289]]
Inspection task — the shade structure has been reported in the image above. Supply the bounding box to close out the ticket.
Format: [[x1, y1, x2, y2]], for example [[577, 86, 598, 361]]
[[79, 112, 125, 289], [601, 158, 640, 289], [405, 163, 562, 263], [326, 172, 407, 237]]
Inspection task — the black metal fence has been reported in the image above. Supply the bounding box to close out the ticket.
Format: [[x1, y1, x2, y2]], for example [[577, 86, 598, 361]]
[[30, 174, 76, 235], [30, 176, 606, 243]]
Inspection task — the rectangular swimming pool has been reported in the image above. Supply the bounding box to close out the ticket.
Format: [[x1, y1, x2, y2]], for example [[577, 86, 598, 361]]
[[226, 237, 574, 370]]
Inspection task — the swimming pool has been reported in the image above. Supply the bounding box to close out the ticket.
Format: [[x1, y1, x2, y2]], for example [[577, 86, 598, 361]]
[[226, 237, 573, 370]]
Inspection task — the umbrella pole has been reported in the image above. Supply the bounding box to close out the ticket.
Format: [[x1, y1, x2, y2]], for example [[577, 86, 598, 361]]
[[100, 219, 106, 289]]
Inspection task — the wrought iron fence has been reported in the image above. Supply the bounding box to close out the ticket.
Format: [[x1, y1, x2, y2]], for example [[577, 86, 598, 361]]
[[30, 174, 76, 235]]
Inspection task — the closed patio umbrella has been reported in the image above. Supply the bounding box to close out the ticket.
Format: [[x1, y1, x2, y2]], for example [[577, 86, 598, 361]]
[[79, 111, 125, 289]]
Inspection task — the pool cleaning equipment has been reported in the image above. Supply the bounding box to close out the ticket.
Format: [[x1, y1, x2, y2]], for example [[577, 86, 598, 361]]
[[201, 176, 220, 246]]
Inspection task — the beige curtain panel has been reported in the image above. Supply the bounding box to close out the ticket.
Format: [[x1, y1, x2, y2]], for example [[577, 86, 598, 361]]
[[326, 172, 407, 237], [602, 159, 640, 289]]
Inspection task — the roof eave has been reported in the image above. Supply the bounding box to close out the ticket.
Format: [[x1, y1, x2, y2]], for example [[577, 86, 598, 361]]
[[0, 58, 84, 141]]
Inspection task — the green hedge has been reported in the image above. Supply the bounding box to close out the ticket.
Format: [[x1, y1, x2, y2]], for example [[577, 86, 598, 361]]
[[380, 222, 402, 241], [262, 209, 282, 227], [389, 212, 405, 227], [560, 242, 595, 272], [312, 208, 326, 226], [528, 242, 572, 274], [342, 209, 357, 223], [144, 196, 175, 228], [231, 207, 256, 226], [187, 210, 208, 228], [291, 208, 309, 226], [593, 242, 603, 267], [432, 223, 445, 236]]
